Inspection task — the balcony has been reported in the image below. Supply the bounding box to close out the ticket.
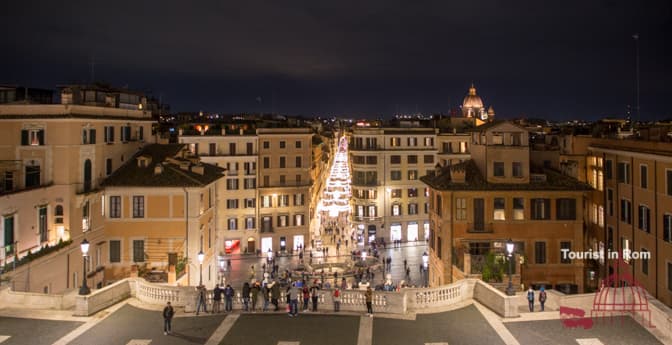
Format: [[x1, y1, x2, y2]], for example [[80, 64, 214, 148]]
[[466, 223, 494, 233]]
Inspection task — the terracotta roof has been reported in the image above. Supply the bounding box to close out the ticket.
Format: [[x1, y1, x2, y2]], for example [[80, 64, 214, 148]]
[[420, 160, 593, 191], [102, 144, 225, 187]]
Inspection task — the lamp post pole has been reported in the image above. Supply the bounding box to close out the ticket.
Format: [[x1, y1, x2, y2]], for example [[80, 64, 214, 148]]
[[197, 250, 204, 286], [506, 239, 515, 296], [79, 239, 90, 295]]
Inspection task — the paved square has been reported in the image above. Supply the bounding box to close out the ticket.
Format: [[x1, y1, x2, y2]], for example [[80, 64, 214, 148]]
[[373, 305, 505, 345], [504, 317, 662, 345], [221, 314, 361, 345], [68, 304, 226, 345], [0, 317, 83, 345]]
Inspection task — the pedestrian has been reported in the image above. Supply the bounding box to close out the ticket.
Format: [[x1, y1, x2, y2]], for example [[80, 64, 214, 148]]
[[249, 265, 255, 281], [539, 286, 547, 312], [242, 282, 251, 311], [406, 267, 410, 278], [196, 284, 207, 315], [271, 280, 280, 311], [310, 281, 320, 312], [162, 301, 174, 335], [333, 287, 341, 312], [403, 258, 407, 268], [289, 283, 299, 317], [251, 281, 260, 312], [224, 284, 234, 312], [212, 284, 222, 313], [365, 286, 373, 317], [341, 277, 348, 290], [527, 287, 535, 312], [302, 283, 310, 311], [262, 284, 270, 312]]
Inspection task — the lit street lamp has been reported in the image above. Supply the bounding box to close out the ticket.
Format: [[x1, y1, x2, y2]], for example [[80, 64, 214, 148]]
[[197, 250, 204, 286], [79, 239, 90, 295], [219, 257, 225, 286], [506, 239, 515, 296], [361, 251, 367, 262]]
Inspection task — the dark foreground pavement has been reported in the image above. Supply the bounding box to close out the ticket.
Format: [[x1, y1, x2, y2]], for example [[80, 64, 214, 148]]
[[0, 317, 82, 345]]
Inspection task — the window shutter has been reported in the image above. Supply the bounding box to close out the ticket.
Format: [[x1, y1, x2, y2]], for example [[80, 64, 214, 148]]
[[110, 127, 115, 142], [37, 129, 45, 145], [104, 127, 108, 142], [21, 130, 28, 145], [90, 129, 96, 144]]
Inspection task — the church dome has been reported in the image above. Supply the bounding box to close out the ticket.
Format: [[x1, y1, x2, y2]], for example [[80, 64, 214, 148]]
[[462, 84, 484, 109]]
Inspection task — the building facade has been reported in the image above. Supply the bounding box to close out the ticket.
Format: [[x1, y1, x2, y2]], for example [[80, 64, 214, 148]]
[[349, 127, 438, 244]]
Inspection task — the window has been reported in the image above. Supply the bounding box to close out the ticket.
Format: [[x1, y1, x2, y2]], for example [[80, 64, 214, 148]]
[[132, 196, 144, 218], [408, 203, 418, 215], [407, 155, 418, 164], [120, 126, 131, 142], [534, 242, 546, 264], [246, 142, 254, 154], [132, 240, 145, 262], [456, 198, 467, 220], [424, 137, 434, 147], [560, 241, 571, 264], [390, 155, 401, 164], [493, 162, 504, 177], [138, 127, 143, 141], [278, 195, 289, 207], [25, 164, 41, 188], [390, 189, 401, 198], [38, 206, 47, 242], [607, 226, 614, 249], [263, 141, 269, 149], [82, 128, 88, 144], [607, 189, 614, 216], [82, 201, 90, 231], [227, 199, 239, 209], [3, 216, 14, 254], [494, 198, 505, 220], [664, 214, 672, 243], [226, 179, 239, 190], [531, 198, 550, 220], [598, 206, 604, 227], [620, 199, 632, 224], [424, 155, 434, 164], [294, 193, 304, 206], [261, 195, 272, 208], [390, 137, 401, 147], [641, 248, 649, 275], [622, 237, 630, 263], [295, 140, 302, 148], [279, 141, 286, 149], [295, 156, 302, 168], [640, 165, 648, 189], [605, 159, 612, 179], [21, 129, 45, 146], [408, 170, 418, 180], [512, 162, 523, 178], [105, 158, 112, 176], [294, 214, 304, 226], [109, 196, 121, 218], [109, 240, 121, 263], [279, 157, 286, 168], [638, 205, 651, 233], [667, 170, 672, 196], [408, 137, 417, 146], [424, 202, 429, 214], [391, 170, 401, 180], [513, 198, 524, 220], [407, 188, 418, 197], [104, 126, 115, 143], [556, 198, 576, 220], [278, 215, 288, 227], [245, 198, 255, 208], [263, 157, 270, 169], [366, 156, 377, 165], [54, 205, 63, 224], [228, 218, 238, 230], [245, 217, 255, 229], [2, 171, 13, 192], [669, 263, 672, 292], [617, 162, 630, 184], [392, 204, 401, 216], [279, 175, 286, 185], [244, 178, 256, 189]]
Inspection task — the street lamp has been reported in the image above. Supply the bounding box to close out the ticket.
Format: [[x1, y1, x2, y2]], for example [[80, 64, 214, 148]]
[[422, 252, 429, 287], [219, 258, 225, 286], [79, 239, 90, 295], [361, 251, 367, 262], [506, 239, 515, 296], [197, 250, 204, 286]]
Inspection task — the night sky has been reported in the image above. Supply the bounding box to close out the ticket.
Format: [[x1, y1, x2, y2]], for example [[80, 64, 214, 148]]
[[3, 0, 671, 120]]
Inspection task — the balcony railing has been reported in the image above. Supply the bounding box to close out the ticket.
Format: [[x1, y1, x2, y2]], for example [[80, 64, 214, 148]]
[[467, 223, 494, 233]]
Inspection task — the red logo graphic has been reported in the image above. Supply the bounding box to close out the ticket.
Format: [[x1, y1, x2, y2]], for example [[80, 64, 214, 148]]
[[560, 258, 655, 329]]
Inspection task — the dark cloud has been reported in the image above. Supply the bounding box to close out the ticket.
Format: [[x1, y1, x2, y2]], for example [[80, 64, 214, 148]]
[[2, 0, 671, 119]]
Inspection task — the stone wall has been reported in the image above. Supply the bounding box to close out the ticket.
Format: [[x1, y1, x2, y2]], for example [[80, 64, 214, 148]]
[[74, 279, 131, 316], [473, 279, 519, 317], [0, 286, 76, 309]]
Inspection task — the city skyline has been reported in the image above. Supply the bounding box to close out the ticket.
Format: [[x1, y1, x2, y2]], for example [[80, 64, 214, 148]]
[[3, 0, 671, 120]]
